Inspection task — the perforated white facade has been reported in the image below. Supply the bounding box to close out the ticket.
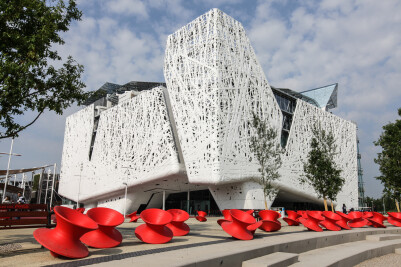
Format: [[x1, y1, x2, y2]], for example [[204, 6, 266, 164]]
[[59, 9, 358, 213]]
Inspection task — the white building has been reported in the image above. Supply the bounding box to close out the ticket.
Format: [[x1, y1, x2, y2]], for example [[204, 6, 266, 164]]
[[59, 9, 358, 214]]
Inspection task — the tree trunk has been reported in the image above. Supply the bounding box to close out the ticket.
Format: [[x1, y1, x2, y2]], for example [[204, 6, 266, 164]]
[[264, 194, 268, 210], [323, 198, 328, 211], [331, 202, 334, 212], [396, 199, 400, 213]]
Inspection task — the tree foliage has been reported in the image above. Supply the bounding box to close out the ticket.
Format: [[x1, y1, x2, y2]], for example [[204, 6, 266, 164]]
[[249, 112, 282, 209], [374, 108, 401, 208], [0, 0, 90, 139], [300, 123, 344, 211]]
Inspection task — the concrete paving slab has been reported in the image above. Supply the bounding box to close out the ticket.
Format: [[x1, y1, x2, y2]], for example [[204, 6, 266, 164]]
[[242, 252, 299, 267], [366, 234, 401, 241]]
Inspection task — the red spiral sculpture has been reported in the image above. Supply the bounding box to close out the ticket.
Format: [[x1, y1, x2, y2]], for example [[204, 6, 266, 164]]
[[348, 211, 367, 228], [363, 211, 374, 226], [220, 209, 262, 240], [166, 209, 190, 236], [126, 211, 140, 222], [76, 207, 85, 214], [320, 211, 341, 231], [387, 212, 401, 227], [258, 210, 281, 232], [33, 206, 98, 258], [335, 211, 351, 230], [283, 210, 300, 226], [135, 209, 173, 244], [217, 209, 232, 226], [297, 210, 308, 219], [80, 207, 124, 248], [299, 211, 324, 232], [367, 212, 386, 228], [195, 210, 207, 222]]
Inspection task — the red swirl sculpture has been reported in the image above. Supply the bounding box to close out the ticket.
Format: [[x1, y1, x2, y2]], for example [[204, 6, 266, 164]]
[[76, 207, 85, 214], [320, 211, 341, 231], [80, 207, 124, 248], [335, 211, 351, 230], [299, 211, 324, 232], [166, 209, 190, 236], [283, 210, 300, 226], [195, 210, 207, 222], [387, 212, 401, 227], [363, 211, 374, 226], [348, 211, 367, 228], [258, 210, 281, 232], [126, 211, 140, 222], [220, 209, 262, 240], [135, 209, 173, 244], [367, 212, 386, 228], [33, 206, 98, 258], [217, 209, 232, 226]]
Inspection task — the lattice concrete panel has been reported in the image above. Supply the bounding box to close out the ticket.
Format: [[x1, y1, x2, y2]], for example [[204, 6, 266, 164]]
[[164, 8, 282, 185], [278, 100, 358, 210], [59, 87, 181, 203]]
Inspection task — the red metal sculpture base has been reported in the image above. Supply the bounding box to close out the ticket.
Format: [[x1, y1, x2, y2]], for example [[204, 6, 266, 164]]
[[258, 210, 281, 232], [33, 206, 98, 258], [283, 210, 300, 226], [367, 212, 386, 228], [335, 211, 351, 230], [80, 207, 125, 248], [166, 209, 190, 236], [300, 211, 324, 232], [348, 211, 367, 228], [135, 209, 173, 244], [126, 211, 140, 223], [387, 212, 401, 227], [195, 210, 207, 222], [320, 211, 341, 231], [221, 209, 260, 240]]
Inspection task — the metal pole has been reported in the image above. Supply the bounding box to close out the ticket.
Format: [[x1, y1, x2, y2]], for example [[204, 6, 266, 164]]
[[2, 138, 14, 201], [123, 182, 128, 217], [77, 166, 82, 208], [50, 163, 56, 208], [37, 169, 44, 204], [162, 190, 166, 210], [22, 173, 26, 196], [187, 190, 190, 213], [13, 174, 17, 186], [44, 169, 51, 204]]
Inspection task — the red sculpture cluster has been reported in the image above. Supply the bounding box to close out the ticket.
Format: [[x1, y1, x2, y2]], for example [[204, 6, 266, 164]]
[[32, 205, 401, 260]]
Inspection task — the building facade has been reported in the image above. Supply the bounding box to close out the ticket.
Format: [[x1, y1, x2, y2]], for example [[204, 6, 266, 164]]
[[59, 9, 359, 214]]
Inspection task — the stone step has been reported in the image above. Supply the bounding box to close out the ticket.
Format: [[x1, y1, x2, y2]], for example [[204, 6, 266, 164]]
[[366, 234, 401, 241], [242, 252, 298, 267], [290, 239, 401, 267]]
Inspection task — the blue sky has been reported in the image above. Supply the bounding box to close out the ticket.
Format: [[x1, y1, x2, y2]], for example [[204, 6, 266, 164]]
[[1, 0, 401, 199]]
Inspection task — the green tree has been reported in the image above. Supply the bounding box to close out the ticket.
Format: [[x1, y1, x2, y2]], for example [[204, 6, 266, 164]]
[[249, 112, 282, 210], [301, 123, 344, 211], [0, 0, 90, 139], [374, 108, 401, 212]]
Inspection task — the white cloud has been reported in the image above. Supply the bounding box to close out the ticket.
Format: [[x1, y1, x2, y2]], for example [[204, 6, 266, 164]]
[[106, 0, 149, 18]]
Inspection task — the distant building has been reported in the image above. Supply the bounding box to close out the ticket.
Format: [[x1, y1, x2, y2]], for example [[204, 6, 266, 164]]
[[59, 9, 358, 214]]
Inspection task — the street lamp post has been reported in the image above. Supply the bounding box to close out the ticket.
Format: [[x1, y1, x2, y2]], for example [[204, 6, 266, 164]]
[[1, 138, 22, 202], [123, 182, 128, 217], [50, 163, 57, 208]]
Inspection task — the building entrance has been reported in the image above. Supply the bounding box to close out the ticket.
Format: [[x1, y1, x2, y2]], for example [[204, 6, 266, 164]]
[[165, 189, 220, 216]]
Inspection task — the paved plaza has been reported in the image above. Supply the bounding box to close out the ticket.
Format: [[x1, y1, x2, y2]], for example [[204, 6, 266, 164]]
[[1, 217, 401, 266]]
